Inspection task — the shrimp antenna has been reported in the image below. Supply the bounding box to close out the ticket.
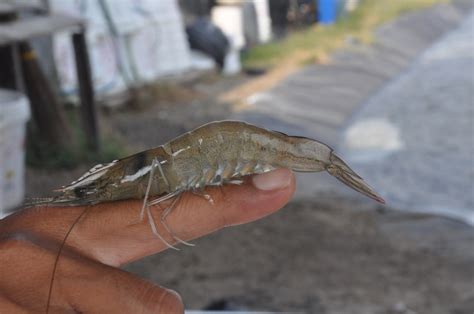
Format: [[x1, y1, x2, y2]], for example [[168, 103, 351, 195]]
[[46, 206, 92, 313]]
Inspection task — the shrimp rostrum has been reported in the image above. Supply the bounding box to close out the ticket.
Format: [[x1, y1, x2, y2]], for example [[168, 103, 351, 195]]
[[29, 120, 385, 248]]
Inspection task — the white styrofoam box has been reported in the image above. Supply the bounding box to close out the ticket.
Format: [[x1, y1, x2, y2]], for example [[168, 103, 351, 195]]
[[0, 89, 30, 217], [49, 0, 107, 29], [50, 0, 192, 98], [53, 28, 126, 97], [99, 0, 145, 33], [242, 2, 259, 46], [345, 0, 360, 12], [138, 0, 184, 22], [222, 47, 241, 75], [253, 0, 272, 43], [211, 5, 245, 49], [129, 23, 192, 80], [217, 0, 272, 43]]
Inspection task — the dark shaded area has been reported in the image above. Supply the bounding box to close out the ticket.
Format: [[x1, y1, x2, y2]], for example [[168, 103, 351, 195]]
[[0, 46, 16, 90], [179, 0, 216, 18]]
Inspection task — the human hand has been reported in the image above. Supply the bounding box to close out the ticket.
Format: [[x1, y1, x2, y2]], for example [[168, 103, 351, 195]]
[[0, 168, 295, 313]]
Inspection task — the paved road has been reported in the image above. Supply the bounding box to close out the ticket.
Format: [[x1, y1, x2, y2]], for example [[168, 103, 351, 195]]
[[340, 10, 474, 224], [233, 1, 471, 147], [231, 1, 474, 213]]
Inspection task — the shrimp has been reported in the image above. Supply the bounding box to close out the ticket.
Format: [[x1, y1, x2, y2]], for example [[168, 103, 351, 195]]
[[29, 120, 385, 246], [28, 120, 384, 313]]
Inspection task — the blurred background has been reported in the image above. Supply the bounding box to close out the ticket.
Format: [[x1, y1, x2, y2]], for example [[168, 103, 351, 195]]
[[0, 0, 473, 313]]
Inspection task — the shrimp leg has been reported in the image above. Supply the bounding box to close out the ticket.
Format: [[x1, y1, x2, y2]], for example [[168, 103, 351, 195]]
[[139, 159, 180, 250], [148, 190, 181, 206], [148, 189, 195, 246], [160, 193, 195, 247], [146, 190, 184, 250], [145, 203, 179, 251], [139, 158, 158, 221], [140, 158, 172, 220]]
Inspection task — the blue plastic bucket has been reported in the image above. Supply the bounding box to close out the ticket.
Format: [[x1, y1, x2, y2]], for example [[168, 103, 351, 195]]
[[318, 0, 337, 24]]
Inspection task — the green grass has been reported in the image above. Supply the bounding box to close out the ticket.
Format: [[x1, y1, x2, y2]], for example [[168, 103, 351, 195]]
[[242, 0, 448, 69]]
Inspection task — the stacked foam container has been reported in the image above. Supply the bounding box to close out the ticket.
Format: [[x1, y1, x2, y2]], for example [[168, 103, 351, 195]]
[[214, 0, 271, 45], [252, 0, 272, 43], [49, 0, 192, 98], [0, 89, 30, 217], [212, 0, 272, 74]]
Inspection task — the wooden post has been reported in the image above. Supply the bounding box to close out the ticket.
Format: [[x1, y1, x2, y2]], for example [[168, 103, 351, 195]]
[[20, 42, 75, 150], [12, 43, 25, 92], [72, 29, 99, 152]]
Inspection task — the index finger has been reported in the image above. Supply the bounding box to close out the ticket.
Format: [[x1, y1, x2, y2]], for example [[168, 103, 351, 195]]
[[11, 169, 295, 267]]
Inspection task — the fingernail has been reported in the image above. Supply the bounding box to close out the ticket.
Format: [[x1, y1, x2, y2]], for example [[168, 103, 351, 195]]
[[252, 168, 291, 191], [164, 288, 182, 302]]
